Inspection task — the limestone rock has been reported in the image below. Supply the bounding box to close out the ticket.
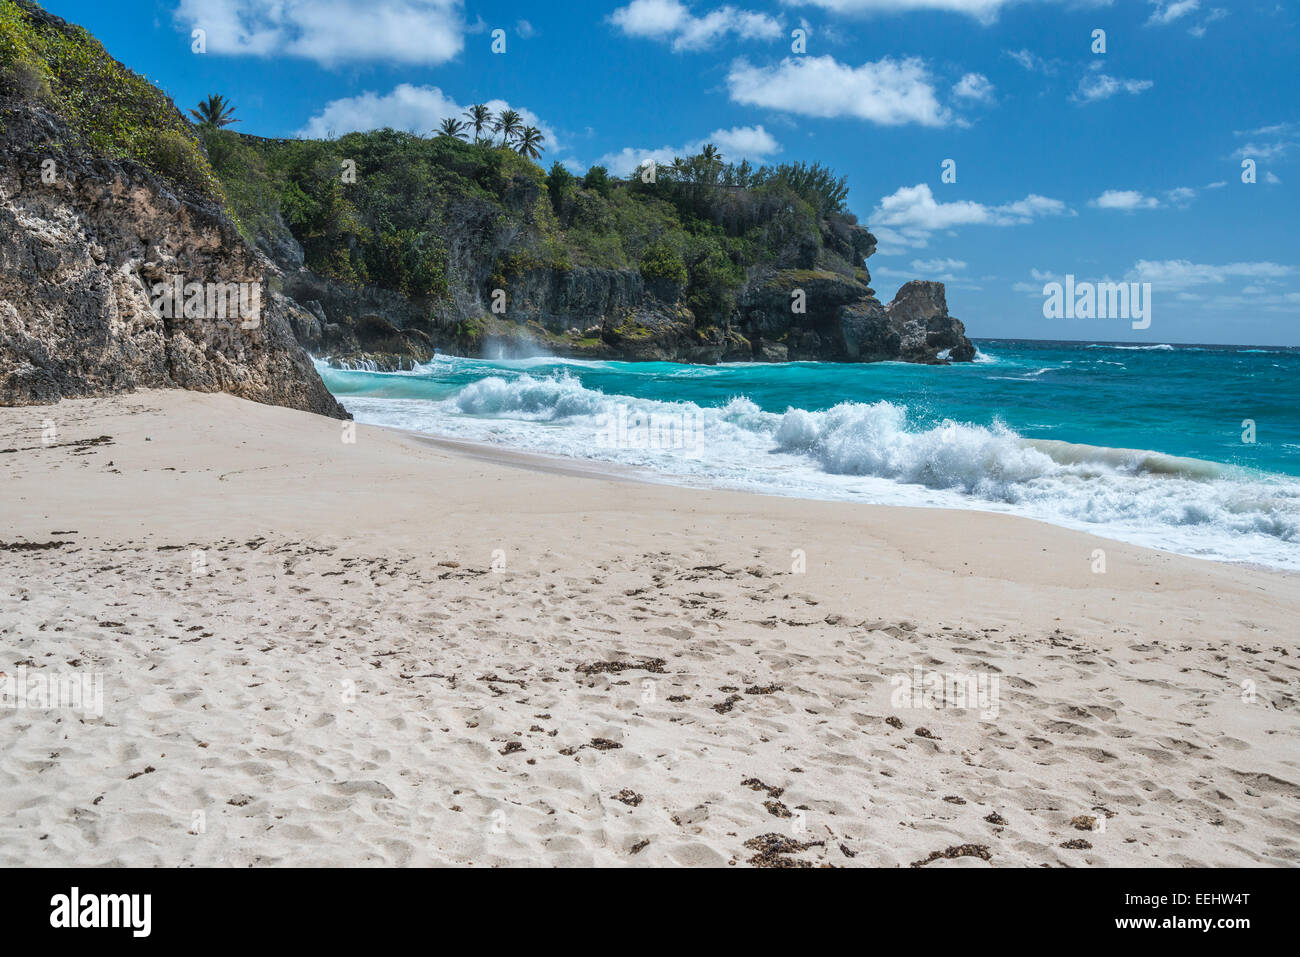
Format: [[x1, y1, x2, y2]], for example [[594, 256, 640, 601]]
[[0, 93, 344, 416]]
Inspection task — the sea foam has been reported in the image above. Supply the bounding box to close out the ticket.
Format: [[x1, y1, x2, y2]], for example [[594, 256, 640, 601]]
[[330, 364, 1300, 570]]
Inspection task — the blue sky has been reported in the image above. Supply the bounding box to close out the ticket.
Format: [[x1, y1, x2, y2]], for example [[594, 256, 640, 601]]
[[41, 0, 1300, 345]]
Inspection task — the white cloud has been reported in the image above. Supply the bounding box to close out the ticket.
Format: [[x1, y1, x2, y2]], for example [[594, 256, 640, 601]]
[[870, 183, 1069, 250], [609, 0, 781, 51], [601, 147, 678, 177], [911, 257, 966, 272], [727, 55, 950, 126], [610, 0, 691, 35], [1074, 63, 1153, 102], [1005, 47, 1057, 74], [1187, 8, 1227, 36], [783, 1, 1113, 26], [1149, 1, 1228, 36], [952, 72, 994, 103], [1127, 260, 1294, 291], [781, 0, 1016, 25], [710, 125, 782, 156], [1146, 0, 1198, 25], [599, 125, 781, 176], [1090, 189, 1160, 211], [296, 84, 559, 151], [175, 0, 465, 65], [515, 19, 536, 38], [1266, 171, 1282, 185], [1232, 122, 1300, 161], [1165, 186, 1197, 206]]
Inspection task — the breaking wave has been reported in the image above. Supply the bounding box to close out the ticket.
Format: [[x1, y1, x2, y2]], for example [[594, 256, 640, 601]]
[[331, 368, 1300, 570]]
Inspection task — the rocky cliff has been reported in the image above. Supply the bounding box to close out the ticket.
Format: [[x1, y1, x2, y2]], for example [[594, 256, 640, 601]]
[[0, 1, 345, 416], [241, 159, 976, 371], [280, 257, 975, 371], [0, 0, 973, 405]]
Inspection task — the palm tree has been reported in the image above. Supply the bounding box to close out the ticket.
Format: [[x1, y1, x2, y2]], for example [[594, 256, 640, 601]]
[[494, 109, 523, 149], [438, 117, 468, 140], [696, 143, 724, 186], [190, 94, 239, 128], [464, 104, 492, 144], [515, 126, 545, 160]]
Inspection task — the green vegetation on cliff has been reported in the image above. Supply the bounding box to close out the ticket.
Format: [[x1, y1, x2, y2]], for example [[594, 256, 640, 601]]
[[199, 122, 870, 331], [0, 0, 220, 199], [0, 0, 888, 357]]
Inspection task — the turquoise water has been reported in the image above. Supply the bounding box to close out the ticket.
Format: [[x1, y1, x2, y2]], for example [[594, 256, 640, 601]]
[[320, 340, 1300, 569]]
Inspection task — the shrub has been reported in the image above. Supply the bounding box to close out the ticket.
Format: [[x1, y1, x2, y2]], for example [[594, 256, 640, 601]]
[[0, 58, 49, 100], [639, 241, 687, 285], [582, 164, 612, 197], [149, 128, 213, 194], [545, 161, 576, 217]]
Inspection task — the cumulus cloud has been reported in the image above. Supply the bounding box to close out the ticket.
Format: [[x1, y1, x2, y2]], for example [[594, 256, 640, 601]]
[[1090, 190, 1160, 211], [952, 72, 994, 103], [174, 0, 465, 65], [870, 183, 1069, 250], [598, 125, 781, 176], [296, 84, 558, 150], [727, 55, 950, 126], [608, 0, 781, 51], [1074, 63, 1153, 102]]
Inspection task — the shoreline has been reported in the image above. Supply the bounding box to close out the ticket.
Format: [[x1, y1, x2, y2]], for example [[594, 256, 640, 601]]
[[320, 341, 1300, 575], [2, 389, 1298, 867], [349, 402, 1300, 577]]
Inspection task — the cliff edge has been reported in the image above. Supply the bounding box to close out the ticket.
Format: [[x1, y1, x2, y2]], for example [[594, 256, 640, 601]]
[[0, 0, 345, 416]]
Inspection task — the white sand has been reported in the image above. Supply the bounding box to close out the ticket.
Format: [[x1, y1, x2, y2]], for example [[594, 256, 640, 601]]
[[1, 390, 1297, 867]]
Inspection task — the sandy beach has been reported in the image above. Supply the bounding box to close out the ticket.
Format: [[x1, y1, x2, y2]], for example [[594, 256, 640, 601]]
[[1, 390, 1298, 867]]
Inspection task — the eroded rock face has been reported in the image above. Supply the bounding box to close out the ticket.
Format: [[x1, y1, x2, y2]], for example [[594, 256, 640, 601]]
[[297, 258, 974, 370], [224, 141, 970, 369], [0, 100, 346, 417], [884, 281, 977, 363], [733, 269, 974, 365]]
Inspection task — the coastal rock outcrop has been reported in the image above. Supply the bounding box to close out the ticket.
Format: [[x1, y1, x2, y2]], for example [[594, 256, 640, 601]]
[[0, 1, 345, 416], [215, 133, 973, 371], [727, 266, 974, 364], [0, 101, 344, 415], [885, 280, 977, 363], [284, 243, 974, 371]]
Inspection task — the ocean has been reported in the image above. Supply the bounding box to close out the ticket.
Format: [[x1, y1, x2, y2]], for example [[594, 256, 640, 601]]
[[318, 340, 1300, 571]]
